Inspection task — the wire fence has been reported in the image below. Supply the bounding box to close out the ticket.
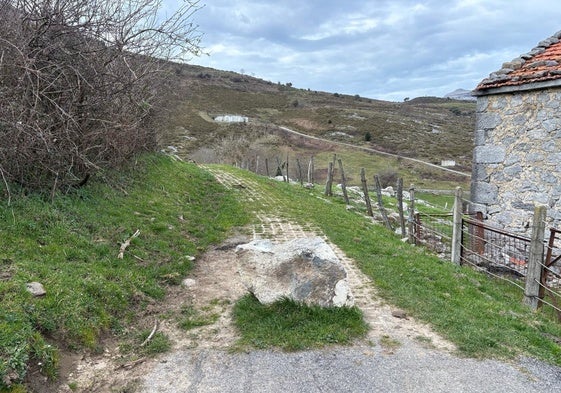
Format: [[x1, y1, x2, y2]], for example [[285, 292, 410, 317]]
[[413, 212, 454, 258], [412, 200, 561, 321], [235, 155, 561, 321], [460, 215, 530, 279]]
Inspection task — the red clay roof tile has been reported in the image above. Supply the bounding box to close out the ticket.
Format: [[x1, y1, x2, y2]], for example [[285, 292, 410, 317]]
[[476, 32, 561, 91]]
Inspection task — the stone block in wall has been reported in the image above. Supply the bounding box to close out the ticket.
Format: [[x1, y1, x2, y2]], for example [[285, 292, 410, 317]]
[[504, 163, 522, 177], [474, 129, 487, 146], [473, 145, 506, 164], [471, 163, 489, 181], [471, 181, 499, 204], [476, 112, 502, 130], [476, 96, 489, 113]]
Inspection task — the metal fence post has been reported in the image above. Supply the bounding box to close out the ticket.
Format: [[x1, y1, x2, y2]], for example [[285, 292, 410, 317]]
[[451, 187, 463, 265], [524, 205, 547, 310]]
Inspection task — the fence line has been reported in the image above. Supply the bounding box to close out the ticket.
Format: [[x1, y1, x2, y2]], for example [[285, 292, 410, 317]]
[[230, 156, 561, 320]]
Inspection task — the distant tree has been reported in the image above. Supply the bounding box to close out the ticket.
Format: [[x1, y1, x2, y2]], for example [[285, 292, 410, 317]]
[[364, 132, 372, 142], [404, 97, 410, 102], [0, 0, 203, 193]]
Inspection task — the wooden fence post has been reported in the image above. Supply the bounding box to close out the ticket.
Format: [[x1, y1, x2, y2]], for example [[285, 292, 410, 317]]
[[285, 153, 289, 182], [408, 185, 415, 243], [474, 211, 485, 255], [296, 158, 304, 186], [374, 175, 393, 230], [397, 178, 406, 237], [338, 159, 350, 205], [325, 162, 334, 196], [451, 187, 463, 265], [308, 156, 314, 184], [524, 205, 547, 310], [361, 168, 373, 217], [265, 158, 269, 177]]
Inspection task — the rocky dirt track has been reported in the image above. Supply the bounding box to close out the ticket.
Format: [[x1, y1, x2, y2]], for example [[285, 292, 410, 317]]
[[59, 167, 561, 393]]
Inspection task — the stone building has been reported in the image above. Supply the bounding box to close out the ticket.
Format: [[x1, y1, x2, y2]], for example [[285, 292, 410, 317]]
[[472, 31, 561, 235]]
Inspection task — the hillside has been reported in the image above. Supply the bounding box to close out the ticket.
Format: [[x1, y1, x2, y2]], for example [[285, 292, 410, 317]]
[[157, 63, 476, 188]]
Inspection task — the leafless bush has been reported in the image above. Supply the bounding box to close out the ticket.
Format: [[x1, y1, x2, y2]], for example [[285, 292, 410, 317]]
[[0, 0, 202, 193], [378, 168, 399, 188]]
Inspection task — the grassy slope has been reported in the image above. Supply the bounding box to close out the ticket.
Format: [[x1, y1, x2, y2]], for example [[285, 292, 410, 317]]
[[0, 155, 249, 389], [2, 156, 561, 390], [222, 166, 561, 364]]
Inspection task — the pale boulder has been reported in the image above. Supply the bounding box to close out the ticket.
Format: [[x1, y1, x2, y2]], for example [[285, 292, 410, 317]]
[[236, 237, 354, 307]]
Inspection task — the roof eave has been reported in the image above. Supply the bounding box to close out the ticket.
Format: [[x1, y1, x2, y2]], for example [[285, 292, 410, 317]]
[[474, 79, 561, 96]]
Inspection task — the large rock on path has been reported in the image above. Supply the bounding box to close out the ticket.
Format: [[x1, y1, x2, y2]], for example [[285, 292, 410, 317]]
[[236, 237, 354, 307]]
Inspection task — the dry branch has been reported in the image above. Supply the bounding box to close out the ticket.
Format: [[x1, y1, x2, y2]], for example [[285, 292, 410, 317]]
[[140, 320, 160, 347], [118, 229, 140, 259]]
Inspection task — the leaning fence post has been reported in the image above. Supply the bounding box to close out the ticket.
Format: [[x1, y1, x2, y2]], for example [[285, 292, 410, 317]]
[[524, 205, 547, 310], [296, 158, 304, 186], [397, 178, 406, 237], [408, 185, 415, 243], [361, 168, 374, 217], [338, 159, 350, 205], [325, 162, 334, 196], [374, 175, 393, 230], [451, 187, 463, 265]]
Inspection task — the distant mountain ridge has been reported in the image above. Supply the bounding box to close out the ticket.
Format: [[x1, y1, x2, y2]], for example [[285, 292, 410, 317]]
[[444, 88, 476, 101]]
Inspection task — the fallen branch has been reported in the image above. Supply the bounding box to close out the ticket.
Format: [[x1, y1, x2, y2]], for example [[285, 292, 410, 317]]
[[114, 357, 147, 371], [118, 229, 140, 259], [140, 320, 159, 347]]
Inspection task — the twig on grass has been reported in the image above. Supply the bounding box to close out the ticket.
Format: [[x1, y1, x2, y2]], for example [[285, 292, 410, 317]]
[[140, 320, 160, 347], [118, 229, 140, 259]]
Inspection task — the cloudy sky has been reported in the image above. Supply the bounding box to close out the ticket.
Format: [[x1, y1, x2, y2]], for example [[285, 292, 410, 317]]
[[170, 0, 561, 101]]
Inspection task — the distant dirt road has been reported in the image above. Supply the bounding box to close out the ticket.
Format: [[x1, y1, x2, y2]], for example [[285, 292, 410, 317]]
[[277, 125, 471, 178]]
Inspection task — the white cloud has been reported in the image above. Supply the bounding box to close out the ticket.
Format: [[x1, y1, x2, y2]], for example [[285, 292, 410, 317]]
[[173, 0, 561, 101]]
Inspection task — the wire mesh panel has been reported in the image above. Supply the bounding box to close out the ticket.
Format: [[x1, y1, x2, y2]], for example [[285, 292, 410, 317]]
[[460, 217, 530, 279], [413, 212, 454, 258], [544, 228, 561, 289]]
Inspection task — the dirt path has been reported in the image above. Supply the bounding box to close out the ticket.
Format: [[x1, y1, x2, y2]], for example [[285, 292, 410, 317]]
[[56, 166, 561, 392], [205, 167, 455, 351]]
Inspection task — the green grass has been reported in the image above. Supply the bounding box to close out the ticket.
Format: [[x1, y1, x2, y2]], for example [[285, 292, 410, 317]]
[[220, 166, 561, 364], [0, 154, 249, 389], [232, 294, 368, 351], [178, 305, 219, 331]]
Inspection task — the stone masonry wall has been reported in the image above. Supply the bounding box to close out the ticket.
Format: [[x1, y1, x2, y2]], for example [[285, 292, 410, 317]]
[[471, 87, 561, 235]]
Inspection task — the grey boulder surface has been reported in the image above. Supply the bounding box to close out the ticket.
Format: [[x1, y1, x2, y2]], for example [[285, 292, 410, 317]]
[[236, 237, 354, 307]]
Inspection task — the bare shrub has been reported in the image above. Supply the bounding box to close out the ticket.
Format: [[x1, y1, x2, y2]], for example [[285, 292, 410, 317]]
[[378, 168, 399, 188], [0, 0, 202, 193]]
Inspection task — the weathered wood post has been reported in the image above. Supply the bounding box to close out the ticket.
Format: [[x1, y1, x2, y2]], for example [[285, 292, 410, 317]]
[[408, 185, 416, 244], [265, 158, 270, 177], [397, 178, 406, 237], [475, 211, 485, 255], [308, 156, 314, 184], [374, 175, 392, 230], [451, 187, 463, 265], [255, 155, 260, 174], [296, 158, 304, 186], [338, 159, 350, 205], [325, 162, 334, 196], [361, 168, 373, 217], [285, 153, 289, 182], [524, 205, 547, 310]]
